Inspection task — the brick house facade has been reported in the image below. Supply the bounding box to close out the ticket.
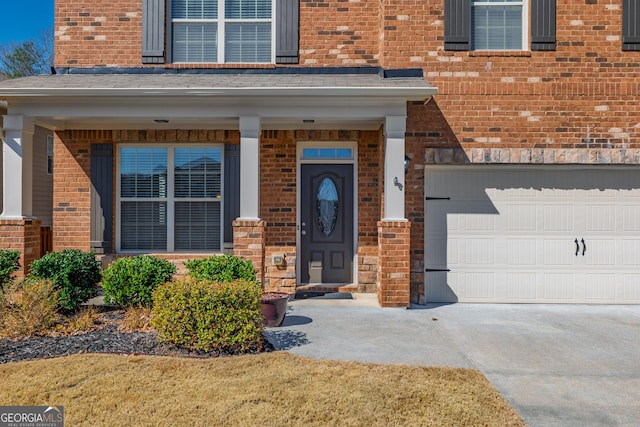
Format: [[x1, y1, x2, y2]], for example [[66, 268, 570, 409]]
[[2, 0, 640, 305]]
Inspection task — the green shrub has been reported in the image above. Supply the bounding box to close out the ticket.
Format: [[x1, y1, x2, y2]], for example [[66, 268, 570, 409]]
[[184, 254, 256, 283], [102, 255, 176, 307], [0, 279, 60, 338], [151, 278, 263, 353], [0, 249, 20, 290], [29, 249, 101, 312]]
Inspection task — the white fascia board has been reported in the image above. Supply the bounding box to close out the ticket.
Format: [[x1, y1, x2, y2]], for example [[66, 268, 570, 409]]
[[0, 85, 437, 100], [7, 96, 410, 119]]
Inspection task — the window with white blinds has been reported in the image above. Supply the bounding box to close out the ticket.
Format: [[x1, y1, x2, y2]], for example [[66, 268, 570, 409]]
[[471, 0, 524, 50], [171, 0, 273, 63], [118, 145, 223, 252]]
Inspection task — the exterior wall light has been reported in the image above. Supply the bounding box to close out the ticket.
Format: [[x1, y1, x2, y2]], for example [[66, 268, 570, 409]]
[[404, 155, 411, 175]]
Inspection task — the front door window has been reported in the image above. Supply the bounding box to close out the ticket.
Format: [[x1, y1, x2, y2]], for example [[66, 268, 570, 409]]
[[317, 178, 339, 237]]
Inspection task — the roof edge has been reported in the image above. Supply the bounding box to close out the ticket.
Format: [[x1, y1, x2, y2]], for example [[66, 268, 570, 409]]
[[53, 66, 424, 79]]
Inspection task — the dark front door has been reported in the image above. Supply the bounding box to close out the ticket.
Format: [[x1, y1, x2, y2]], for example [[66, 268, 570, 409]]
[[300, 164, 354, 283]]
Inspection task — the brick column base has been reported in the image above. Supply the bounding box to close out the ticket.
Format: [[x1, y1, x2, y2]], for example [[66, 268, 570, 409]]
[[233, 220, 266, 286], [0, 219, 42, 281], [377, 221, 411, 308]]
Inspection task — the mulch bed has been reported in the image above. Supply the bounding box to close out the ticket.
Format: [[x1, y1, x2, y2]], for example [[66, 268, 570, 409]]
[[0, 310, 274, 364]]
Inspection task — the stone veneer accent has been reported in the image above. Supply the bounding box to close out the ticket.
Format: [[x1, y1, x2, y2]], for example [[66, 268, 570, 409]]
[[0, 219, 42, 280], [233, 220, 266, 287], [377, 221, 411, 308], [425, 148, 640, 165]]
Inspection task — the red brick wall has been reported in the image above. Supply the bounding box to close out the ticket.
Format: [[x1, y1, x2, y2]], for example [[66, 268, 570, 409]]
[[298, 0, 380, 66], [55, 0, 142, 67], [377, 220, 410, 307], [0, 219, 42, 280], [233, 220, 266, 285], [53, 131, 94, 251]]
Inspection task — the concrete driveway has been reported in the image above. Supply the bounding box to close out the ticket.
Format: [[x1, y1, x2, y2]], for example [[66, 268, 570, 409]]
[[264, 296, 640, 427]]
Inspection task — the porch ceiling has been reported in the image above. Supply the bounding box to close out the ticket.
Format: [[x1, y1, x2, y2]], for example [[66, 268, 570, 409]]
[[0, 72, 437, 131]]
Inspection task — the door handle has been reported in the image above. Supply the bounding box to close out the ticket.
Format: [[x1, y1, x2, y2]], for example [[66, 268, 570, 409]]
[[575, 238, 579, 256], [581, 238, 586, 256]]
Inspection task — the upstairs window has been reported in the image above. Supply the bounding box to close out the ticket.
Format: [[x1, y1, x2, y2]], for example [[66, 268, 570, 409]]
[[171, 0, 273, 63], [471, 0, 524, 50], [142, 0, 298, 64], [444, 0, 555, 51]]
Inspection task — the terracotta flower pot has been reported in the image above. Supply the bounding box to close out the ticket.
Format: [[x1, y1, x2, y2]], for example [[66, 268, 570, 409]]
[[260, 292, 289, 327]]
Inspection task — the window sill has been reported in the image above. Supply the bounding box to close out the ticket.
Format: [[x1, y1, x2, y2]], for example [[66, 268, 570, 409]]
[[469, 51, 532, 57]]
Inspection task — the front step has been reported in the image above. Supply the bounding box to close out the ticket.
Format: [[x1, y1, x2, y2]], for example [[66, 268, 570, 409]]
[[296, 283, 358, 293]]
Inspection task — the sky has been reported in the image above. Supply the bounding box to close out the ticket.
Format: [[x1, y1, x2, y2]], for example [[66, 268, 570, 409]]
[[0, 1, 55, 46]]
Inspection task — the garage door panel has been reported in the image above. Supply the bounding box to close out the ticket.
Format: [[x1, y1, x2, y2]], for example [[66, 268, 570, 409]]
[[585, 274, 616, 301], [623, 275, 640, 301], [451, 272, 496, 300], [543, 204, 574, 232], [507, 205, 537, 231], [507, 272, 538, 300], [543, 273, 575, 300], [623, 206, 640, 231], [507, 239, 537, 266], [448, 238, 494, 265], [622, 240, 640, 265], [585, 205, 616, 232], [584, 239, 616, 265], [543, 239, 575, 266], [425, 166, 640, 304]]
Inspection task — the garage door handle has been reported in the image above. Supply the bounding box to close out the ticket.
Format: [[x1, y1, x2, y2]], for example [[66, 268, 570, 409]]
[[581, 238, 587, 256], [575, 239, 580, 256]]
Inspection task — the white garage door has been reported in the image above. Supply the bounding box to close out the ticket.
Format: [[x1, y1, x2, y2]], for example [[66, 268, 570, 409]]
[[425, 166, 640, 303]]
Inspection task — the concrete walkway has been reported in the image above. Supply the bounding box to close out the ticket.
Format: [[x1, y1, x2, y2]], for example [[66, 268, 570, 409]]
[[264, 296, 640, 427]]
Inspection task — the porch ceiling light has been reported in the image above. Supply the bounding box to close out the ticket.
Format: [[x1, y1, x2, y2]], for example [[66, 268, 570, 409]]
[[154, 119, 169, 123], [303, 119, 315, 124]]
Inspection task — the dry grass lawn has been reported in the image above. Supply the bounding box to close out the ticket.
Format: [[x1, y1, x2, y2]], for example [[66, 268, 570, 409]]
[[0, 352, 525, 426]]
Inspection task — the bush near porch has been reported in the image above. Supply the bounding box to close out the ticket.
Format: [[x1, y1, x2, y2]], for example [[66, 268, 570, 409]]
[[1, 250, 265, 354], [184, 254, 257, 283], [151, 278, 264, 353], [29, 249, 101, 312], [101, 255, 176, 307]]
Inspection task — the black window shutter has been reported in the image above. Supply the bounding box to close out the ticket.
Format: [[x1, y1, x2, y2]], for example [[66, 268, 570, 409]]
[[142, 0, 166, 63], [224, 144, 240, 243], [623, 0, 640, 51], [90, 144, 113, 254], [531, 0, 556, 51], [276, 0, 299, 63], [444, 0, 470, 51]]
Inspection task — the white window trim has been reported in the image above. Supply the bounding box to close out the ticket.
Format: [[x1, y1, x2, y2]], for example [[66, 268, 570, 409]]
[[296, 141, 359, 287], [116, 143, 225, 253], [171, 0, 275, 64], [470, 0, 528, 51]]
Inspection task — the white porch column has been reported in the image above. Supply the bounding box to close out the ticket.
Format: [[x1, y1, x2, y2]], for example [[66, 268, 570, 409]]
[[1, 115, 34, 219], [383, 115, 407, 221], [238, 116, 261, 220]]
